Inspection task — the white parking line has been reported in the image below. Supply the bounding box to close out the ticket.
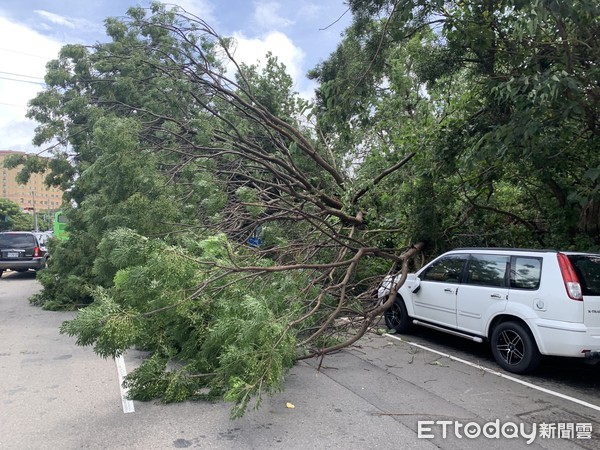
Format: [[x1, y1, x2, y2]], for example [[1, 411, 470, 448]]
[[385, 333, 600, 413], [114, 355, 135, 414]]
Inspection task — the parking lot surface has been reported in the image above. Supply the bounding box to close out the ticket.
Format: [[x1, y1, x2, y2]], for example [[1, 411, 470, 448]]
[[1, 272, 599, 449]]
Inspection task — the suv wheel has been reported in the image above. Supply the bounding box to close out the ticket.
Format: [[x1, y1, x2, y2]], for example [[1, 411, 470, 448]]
[[491, 321, 541, 374], [384, 297, 412, 333]]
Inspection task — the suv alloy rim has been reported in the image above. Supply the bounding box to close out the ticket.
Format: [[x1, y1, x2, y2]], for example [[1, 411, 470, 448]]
[[385, 302, 402, 328], [495, 329, 525, 365]]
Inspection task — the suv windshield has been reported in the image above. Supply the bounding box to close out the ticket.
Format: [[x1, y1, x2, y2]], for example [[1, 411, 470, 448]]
[[0, 234, 36, 248], [568, 255, 600, 296]]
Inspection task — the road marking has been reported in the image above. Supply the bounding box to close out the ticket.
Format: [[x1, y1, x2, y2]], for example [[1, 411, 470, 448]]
[[114, 355, 135, 414], [385, 334, 600, 413]]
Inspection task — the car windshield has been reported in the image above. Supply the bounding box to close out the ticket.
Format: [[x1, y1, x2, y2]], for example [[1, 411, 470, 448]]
[[568, 255, 600, 296], [0, 234, 36, 248]]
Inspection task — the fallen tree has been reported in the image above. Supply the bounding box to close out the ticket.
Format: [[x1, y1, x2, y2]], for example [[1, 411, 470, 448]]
[[22, 4, 426, 417]]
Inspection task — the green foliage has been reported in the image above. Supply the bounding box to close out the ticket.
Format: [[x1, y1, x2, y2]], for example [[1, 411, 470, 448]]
[[60, 287, 142, 357], [314, 0, 600, 250], [0, 198, 33, 231], [30, 114, 194, 308], [93, 228, 151, 286], [235, 187, 266, 218], [237, 52, 308, 121], [30, 234, 97, 309], [60, 229, 299, 417], [2, 154, 49, 185], [121, 354, 173, 401], [204, 290, 297, 418]]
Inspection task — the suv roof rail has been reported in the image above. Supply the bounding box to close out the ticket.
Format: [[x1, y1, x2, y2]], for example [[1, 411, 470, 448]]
[[451, 247, 558, 253]]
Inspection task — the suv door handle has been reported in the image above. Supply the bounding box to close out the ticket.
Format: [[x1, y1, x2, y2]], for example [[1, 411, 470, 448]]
[[490, 294, 504, 299], [444, 288, 455, 293]]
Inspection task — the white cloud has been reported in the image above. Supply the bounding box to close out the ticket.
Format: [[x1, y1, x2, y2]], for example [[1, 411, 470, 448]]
[[296, 3, 323, 20], [0, 2, 320, 154], [34, 10, 77, 28], [230, 31, 306, 90], [171, 0, 217, 24], [252, 1, 294, 31], [0, 16, 61, 152], [33, 9, 103, 35]]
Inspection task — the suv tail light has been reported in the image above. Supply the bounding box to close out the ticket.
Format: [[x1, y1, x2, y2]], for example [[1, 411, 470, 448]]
[[33, 246, 43, 258], [557, 253, 583, 301]]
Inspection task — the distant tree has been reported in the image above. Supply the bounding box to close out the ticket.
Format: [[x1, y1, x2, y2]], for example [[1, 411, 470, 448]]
[[0, 199, 33, 231]]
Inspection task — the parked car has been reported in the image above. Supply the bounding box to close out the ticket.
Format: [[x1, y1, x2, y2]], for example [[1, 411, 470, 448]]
[[378, 248, 600, 374], [0, 231, 48, 277], [32, 230, 53, 254], [32, 230, 53, 246]]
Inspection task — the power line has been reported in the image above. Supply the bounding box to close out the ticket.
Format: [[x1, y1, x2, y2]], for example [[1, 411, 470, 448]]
[[0, 70, 44, 81], [0, 47, 49, 59], [0, 75, 44, 86], [0, 102, 27, 108]]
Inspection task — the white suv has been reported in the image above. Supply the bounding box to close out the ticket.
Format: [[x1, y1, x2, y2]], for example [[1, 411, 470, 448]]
[[378, 248, 600, 373]]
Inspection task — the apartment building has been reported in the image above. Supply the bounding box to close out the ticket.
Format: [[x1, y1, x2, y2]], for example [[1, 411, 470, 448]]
[[0, 150, 64, 211]]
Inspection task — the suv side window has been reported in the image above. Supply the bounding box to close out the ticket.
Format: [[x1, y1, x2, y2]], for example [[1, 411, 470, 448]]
[[421, 255, 467, 284], [466, 254, 510, 287], [510, 256, 542, 289]]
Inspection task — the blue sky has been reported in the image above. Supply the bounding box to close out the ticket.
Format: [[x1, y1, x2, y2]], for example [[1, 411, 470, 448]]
[[0, 1, 351, 153]]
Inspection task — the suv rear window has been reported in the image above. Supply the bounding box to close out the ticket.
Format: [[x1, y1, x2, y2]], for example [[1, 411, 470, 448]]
[[568, 255, 600, 296], [0, 234, 36, 248], [510, 256, 542, 290]]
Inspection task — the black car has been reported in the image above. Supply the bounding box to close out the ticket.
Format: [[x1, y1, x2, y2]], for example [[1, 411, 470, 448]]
[[0, 231, 48, 277]]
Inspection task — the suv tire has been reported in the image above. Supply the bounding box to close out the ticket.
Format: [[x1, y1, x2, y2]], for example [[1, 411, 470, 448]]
[[384, 296, 412, 333], [491, 321, 541, 374]]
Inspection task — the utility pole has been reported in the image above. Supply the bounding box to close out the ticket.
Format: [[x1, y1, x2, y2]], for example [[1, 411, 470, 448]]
[[31, 190, 39, 232]]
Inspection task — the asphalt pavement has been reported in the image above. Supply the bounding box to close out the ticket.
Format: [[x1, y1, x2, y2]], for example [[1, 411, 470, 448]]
[[1, 271, 599, 449]]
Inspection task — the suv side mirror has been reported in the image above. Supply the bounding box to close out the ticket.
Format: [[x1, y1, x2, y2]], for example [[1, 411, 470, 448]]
[[407, 274, 421, 293]]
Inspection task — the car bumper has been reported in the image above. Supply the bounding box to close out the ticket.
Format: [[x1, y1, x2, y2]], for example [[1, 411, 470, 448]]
[[529, 318, 600, 358], [0, 257, 47, 271]]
